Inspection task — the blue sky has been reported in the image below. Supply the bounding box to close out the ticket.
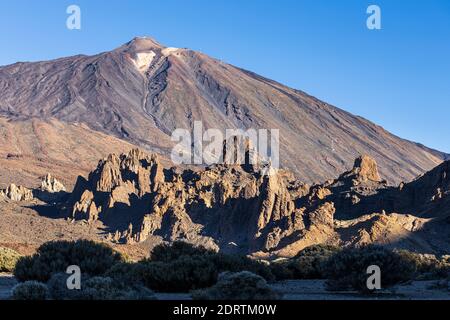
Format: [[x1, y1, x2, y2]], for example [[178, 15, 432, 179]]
[[0, 0, 449, 152]]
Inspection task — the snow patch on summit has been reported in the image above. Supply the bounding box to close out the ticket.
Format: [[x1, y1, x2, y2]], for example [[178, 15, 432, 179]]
[[132, 51, 156, 73]]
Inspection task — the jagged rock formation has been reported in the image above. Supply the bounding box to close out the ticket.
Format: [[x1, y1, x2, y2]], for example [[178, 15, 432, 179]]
[[0, 37, 447, 185], [67, 149, 309, 252], [40, 174, 66, 193], [34, 173, 68, 203], [273, 154, 450, 257], [66, 149, 450, 257], [0, 173, 68, 203], [0, 184, 33, 201]]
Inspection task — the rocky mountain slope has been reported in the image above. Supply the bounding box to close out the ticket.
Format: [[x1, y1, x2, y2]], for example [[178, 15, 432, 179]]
[[0, 37, 447, 185], [0, 116, 144, 188], [64, 149, 450, 258]]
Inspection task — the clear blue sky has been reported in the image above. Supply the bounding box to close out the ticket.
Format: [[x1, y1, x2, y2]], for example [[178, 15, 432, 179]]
[[0, 0, 449, 152]]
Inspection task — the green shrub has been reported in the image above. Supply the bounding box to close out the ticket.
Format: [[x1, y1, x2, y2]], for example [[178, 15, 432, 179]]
[[137, 256, 218, 292], [12, 281, 50, 300], [270, 260, 294, 280], [47, 273, 155, 300], [149, 242, 274, 280], [285, 244, 340, 279], [293, 244, 340, 259], [106, 242, 276, 293], [47, 272, 89, 300], [14, 240, 124, 282], [395, 250, 450, 279], [0, 247, 21, 272], [107, 253, 275, 293], [81, 276, 156, 300], [324, 245, 416, 292], [105, 262, 146, 285], [192, 271, 280, 300], [211, 253, 274, 281], [268, 244, 340, 280], [150, 241, 216, 262]]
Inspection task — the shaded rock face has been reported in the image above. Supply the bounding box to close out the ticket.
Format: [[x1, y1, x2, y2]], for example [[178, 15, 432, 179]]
[[66, 149, 450, 257], [0, 184, 33, 201], [67, 149, 313, 254], [395, 161, 450, 218]]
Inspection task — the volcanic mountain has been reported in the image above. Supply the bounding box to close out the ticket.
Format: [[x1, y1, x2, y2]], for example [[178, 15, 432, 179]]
[[0, 36, 447, 185]]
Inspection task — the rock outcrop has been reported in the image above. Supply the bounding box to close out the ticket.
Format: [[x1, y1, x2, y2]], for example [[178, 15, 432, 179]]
[[40, 174, 66, 193], [0, 184, 33, 201], [66, 149, 450, 257], [0, 173, 68, 203], [348, 155, 382, 183], [67, 149, 313, 254]]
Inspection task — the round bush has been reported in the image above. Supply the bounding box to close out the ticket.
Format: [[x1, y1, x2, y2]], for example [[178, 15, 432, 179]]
[[47, 272, 88, 300], [74, 276, 155, 300], [152, 241, 274, 279], [150, 241, 216, 262], [134, 242, 274, 292], [12, 281, 50, 300], [270, 260, 294, 280], [0, 247, 21, 272], [286, 244, 341, 279], [107, 255, 274, 293], [395, 250, 450, 279], [211, 253, 274, 281], [324, 245, 416, 292], [105, 262, 145, 285], [192, 271, 280, 300], [47, 272, 155, 300], [138, 256, 218, 292], [14, 240, 124, 282]]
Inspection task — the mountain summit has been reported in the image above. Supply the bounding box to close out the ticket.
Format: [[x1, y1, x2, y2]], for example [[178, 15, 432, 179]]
[[0, 36, 446, 184]]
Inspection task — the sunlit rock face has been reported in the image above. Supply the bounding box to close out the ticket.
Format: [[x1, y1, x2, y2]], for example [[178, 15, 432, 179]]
[[0, 184, 34, 202]]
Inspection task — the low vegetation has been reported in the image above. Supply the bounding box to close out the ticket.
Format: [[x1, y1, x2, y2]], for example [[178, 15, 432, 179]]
[[0, 247, 21, 272], [150, 241, 216, 262], [323, 245, 417, 292], [107, 241, 274, 293], [271, 244, 341, 280], [10, 239, 450, 299], [14, 240, 124, 282], [47, 273, 155, 300], [395, 249, 450, 280], [192, 271, 280, 300], [132, 256, 218, 292], [12, 272, 156, 300], [12, 281, 50, 300]]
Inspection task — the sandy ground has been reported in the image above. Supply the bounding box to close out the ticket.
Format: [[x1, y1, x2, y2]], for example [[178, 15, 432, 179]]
[[1, 274, 448, 300], [271, 280, 450, 300]]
